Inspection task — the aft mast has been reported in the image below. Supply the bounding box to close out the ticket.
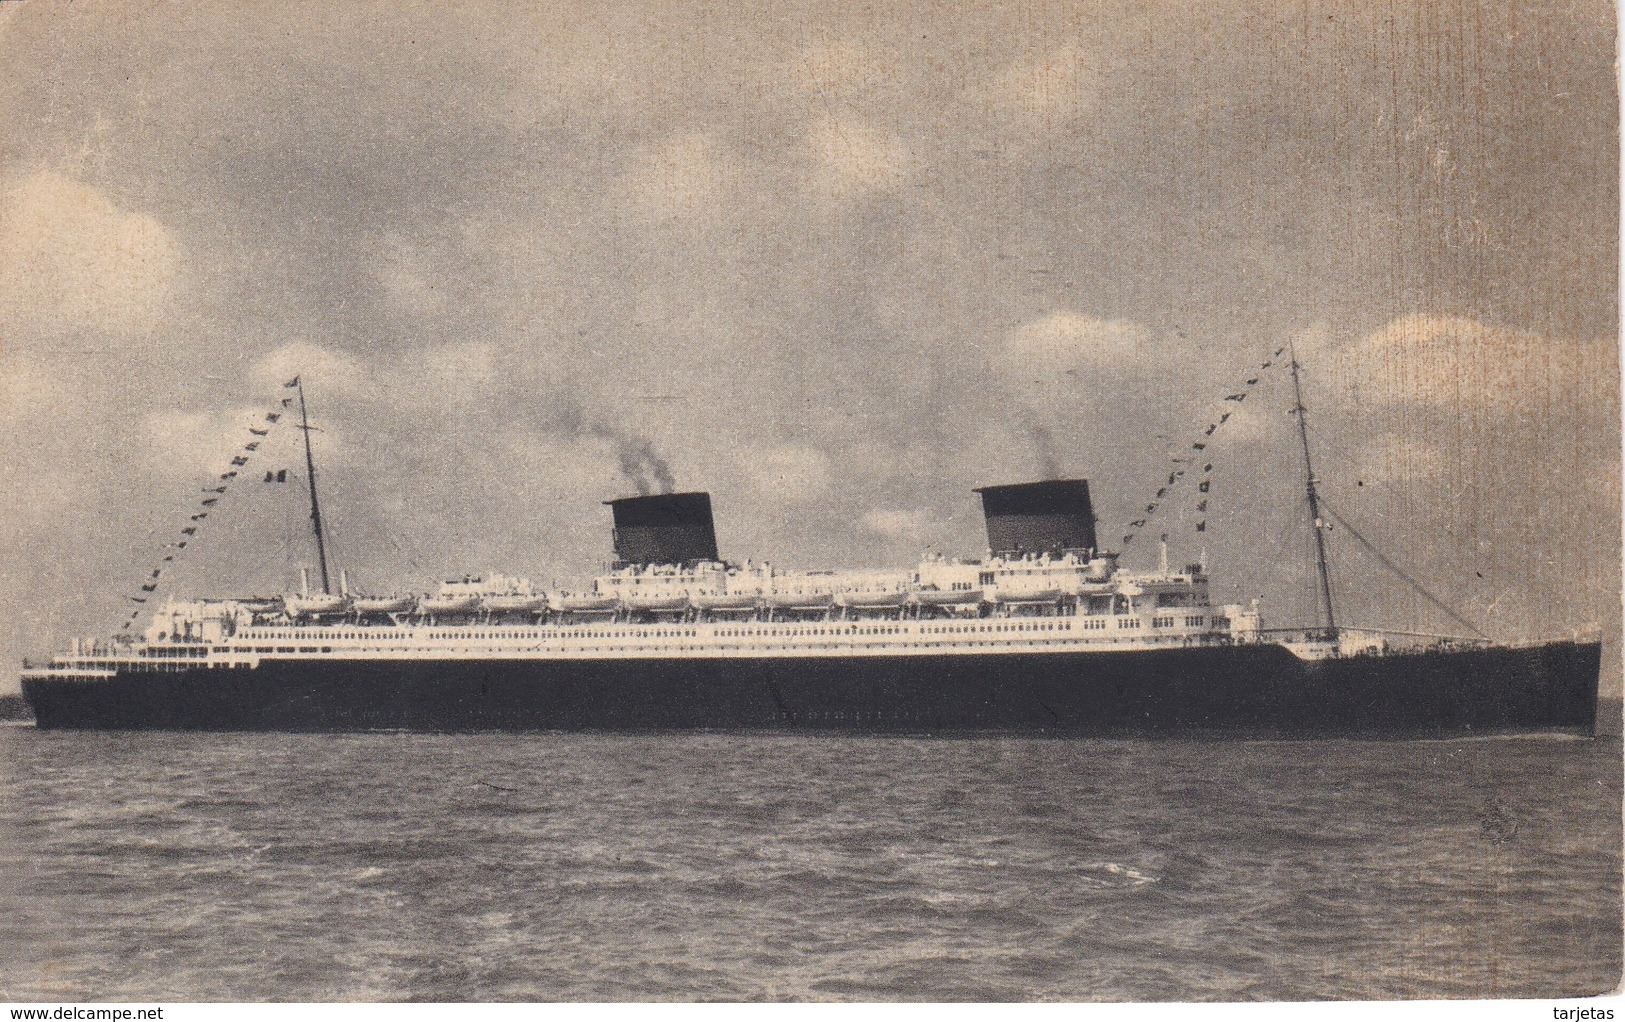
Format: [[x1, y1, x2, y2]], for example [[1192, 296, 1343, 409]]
[[1287, 343, 1337, 637], [293, 377, 332, 596]]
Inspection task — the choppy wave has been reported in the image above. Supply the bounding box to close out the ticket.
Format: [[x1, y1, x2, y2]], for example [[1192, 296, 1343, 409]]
[[0, 728, 1617, 1001]]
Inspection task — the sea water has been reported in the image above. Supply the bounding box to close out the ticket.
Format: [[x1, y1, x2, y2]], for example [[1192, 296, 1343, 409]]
[[0, 721, 1618, 1001]]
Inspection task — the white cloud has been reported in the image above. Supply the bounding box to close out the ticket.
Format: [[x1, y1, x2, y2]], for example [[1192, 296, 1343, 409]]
[[248, 338, 507, 426], [141, 406, 270, 476], [984, 44, 1100, 126], [862, 508, 934, 543], [996, 312, 1169, 433], [249, 342, 369, 399], [954, 43, 1102, 156], [620, 131, 741, 218], [1334, 314, 1615, 412], [0, 169, 180, 336], [1003, 312, 1153, 380], [806, 114, 911, 197]]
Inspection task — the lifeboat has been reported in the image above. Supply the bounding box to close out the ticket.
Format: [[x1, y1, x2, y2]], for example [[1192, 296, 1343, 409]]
[[834, 590, 911, 609], [691, 592, 759, 612], [285, 593, 351, 616], [549, 593, 620, 613], [911, 587, 984, 607], [352, 595, 414, 615], [417, 594, 482, 615], [480, 594, 548, 613], [622, 594, 689, 612], [238, 597, 284, 615], [993, 587, 1064, 604], [763, 592, 834, 610]]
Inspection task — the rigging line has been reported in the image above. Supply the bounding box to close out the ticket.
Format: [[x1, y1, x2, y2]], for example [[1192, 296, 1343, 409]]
[[1316, 495, 1491, 641], [378, 525, 436, 590], [307, 469, 345, 584], [1122, 346, 1286, 547], [1261, 376, 1482, 627], [117, 398, 290, 631]]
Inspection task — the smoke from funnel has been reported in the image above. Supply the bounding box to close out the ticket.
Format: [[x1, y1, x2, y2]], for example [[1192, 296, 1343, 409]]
[[529, 388, 677, 495], [1026, 421, 1062, 479], [592, 426, 675, 496]]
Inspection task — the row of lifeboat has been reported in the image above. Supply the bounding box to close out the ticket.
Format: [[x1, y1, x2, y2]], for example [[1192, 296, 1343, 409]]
[[274, 586, 1032, 619]]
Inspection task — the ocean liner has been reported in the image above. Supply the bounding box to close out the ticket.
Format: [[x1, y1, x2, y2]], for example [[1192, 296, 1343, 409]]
[[21, 355, 1602, 734]]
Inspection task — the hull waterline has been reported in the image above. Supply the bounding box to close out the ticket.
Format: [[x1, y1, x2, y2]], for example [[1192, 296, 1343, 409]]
[[22, 639, 1601, 735]]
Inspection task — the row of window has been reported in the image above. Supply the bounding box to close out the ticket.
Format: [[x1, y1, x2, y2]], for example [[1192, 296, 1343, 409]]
[[233, 615, 1218, 649], [1149, 616, 1209, 629]]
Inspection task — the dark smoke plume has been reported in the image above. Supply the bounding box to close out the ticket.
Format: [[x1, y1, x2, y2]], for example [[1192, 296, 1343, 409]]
[[1026, 421, 1063, 480], [534, 389, 677, 495], [592, 426, 676, 495]]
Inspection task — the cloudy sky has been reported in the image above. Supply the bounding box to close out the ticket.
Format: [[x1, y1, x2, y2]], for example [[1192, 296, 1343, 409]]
[[0, 0, 1617, 692]]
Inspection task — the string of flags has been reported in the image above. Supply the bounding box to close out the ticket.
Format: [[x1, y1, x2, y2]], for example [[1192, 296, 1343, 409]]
[[119, 377, 302, 633], [1120, 347, 1287, 550]]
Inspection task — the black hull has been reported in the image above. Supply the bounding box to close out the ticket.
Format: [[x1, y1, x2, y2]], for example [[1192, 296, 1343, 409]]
[[22, 640, 1601, 736]]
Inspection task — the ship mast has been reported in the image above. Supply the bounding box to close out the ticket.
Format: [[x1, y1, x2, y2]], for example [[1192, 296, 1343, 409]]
[[1288, 343, 1337, 636], [294, 377, 332, 596]]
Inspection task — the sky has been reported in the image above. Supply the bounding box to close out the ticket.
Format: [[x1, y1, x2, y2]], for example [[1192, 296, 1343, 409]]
[[0, 0, 1618, 693]]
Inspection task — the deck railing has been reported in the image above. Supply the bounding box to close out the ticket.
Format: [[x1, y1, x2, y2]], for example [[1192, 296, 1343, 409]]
[[1251, 626, 1493, 652]]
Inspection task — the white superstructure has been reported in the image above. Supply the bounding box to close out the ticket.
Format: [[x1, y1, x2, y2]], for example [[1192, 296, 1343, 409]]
[[26, 544, 1295, 682]]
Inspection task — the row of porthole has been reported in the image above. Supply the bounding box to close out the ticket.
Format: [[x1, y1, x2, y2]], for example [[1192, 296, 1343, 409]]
[[225, 632, 1227, 661]]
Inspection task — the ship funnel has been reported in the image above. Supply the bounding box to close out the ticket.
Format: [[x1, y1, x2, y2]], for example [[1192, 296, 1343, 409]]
[[973, 479, 1098, 558], [605, 491, 720, 566]]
